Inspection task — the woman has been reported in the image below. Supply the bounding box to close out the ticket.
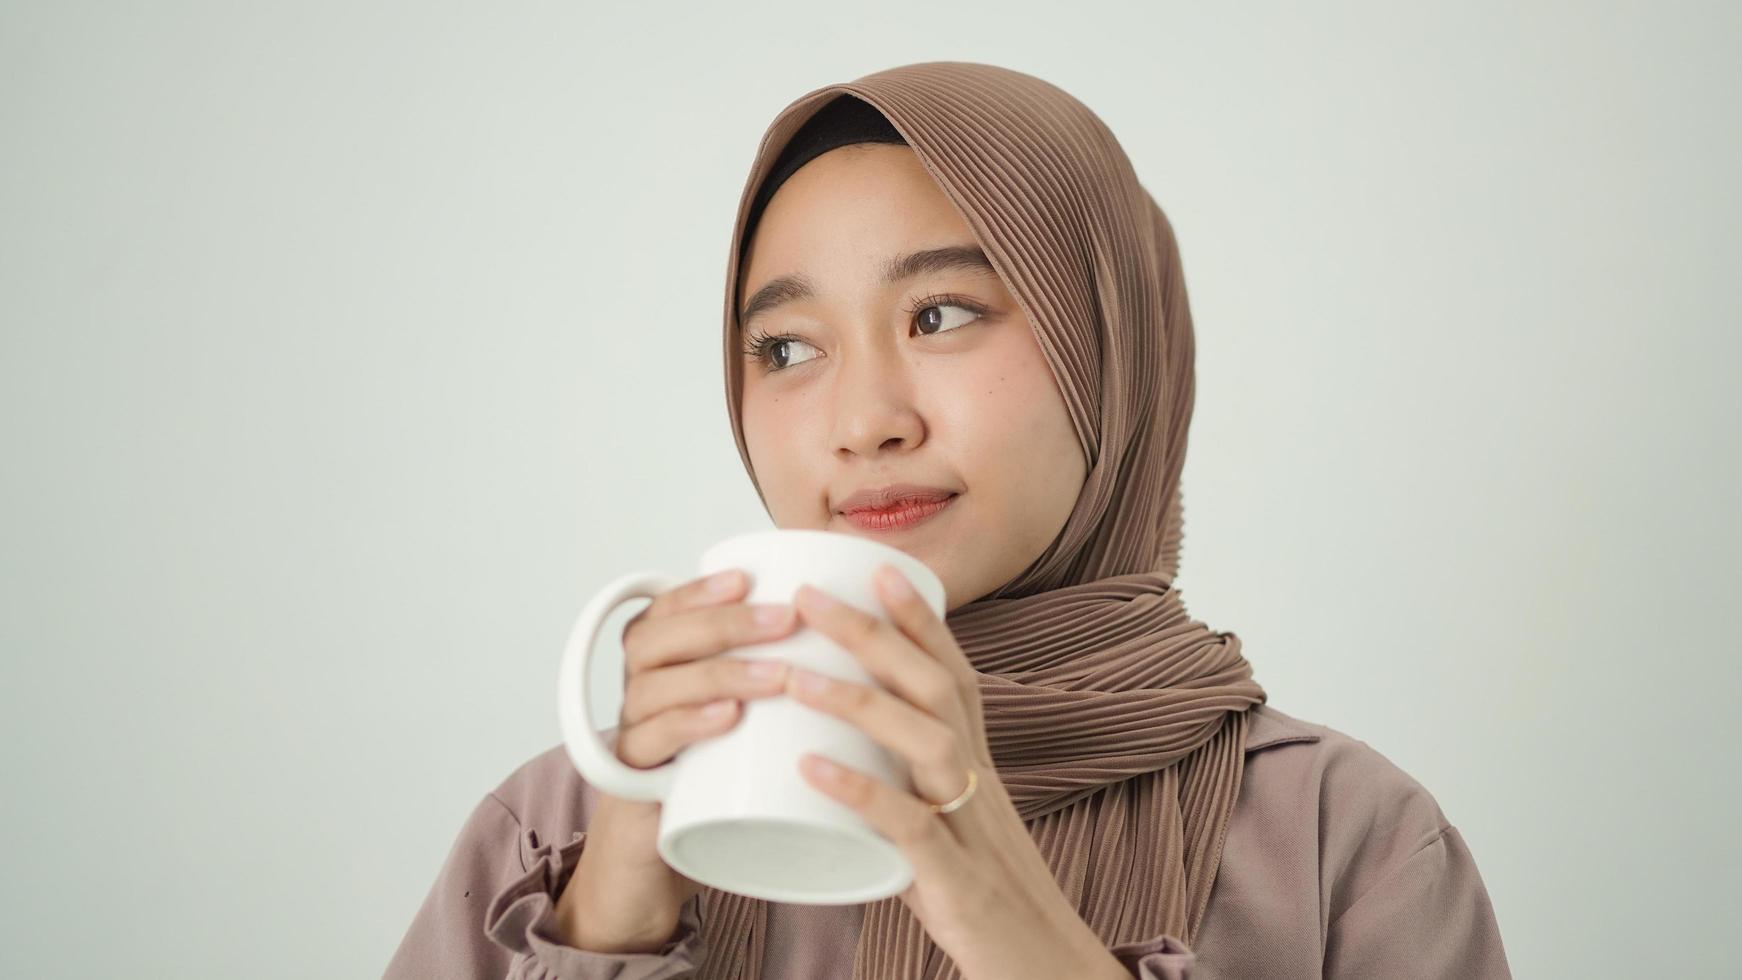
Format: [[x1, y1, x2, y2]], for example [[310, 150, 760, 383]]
[[385, 62, 1511, 979]]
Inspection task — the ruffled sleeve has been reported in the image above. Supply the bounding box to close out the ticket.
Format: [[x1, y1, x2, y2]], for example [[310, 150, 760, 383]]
[[1108, 933, 1195, 979], [483, 827, 707, 980]]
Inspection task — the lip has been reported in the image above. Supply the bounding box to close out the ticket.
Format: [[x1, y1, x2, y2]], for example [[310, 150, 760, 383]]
[[836, 483, 958, 513], [838, 493, 959, 533]]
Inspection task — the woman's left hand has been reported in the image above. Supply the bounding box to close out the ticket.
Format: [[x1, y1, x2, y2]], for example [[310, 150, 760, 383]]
[[783, 565, 1130, 980]]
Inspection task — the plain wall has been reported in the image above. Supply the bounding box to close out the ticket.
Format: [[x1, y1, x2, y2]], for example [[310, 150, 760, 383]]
[[2, 1, 1736, 976]]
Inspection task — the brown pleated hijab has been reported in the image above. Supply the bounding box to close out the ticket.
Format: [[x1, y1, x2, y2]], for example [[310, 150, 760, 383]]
[[707, 61, 1267, 979]]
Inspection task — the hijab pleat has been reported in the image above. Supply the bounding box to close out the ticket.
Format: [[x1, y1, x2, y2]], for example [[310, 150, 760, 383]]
[[704, 61, 1267, 979]]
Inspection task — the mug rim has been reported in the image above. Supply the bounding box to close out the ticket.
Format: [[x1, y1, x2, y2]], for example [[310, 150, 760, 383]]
[[700, 528, 942, 596]]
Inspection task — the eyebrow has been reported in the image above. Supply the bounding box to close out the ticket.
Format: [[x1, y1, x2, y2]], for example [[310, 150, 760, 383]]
[[738, 244, 997, 326]]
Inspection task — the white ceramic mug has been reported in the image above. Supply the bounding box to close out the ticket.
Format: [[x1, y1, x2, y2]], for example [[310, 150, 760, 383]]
[[556, 528, 947, 905]]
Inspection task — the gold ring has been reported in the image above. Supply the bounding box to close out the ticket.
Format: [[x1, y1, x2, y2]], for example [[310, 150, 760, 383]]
[[928, 767, 978, 814]]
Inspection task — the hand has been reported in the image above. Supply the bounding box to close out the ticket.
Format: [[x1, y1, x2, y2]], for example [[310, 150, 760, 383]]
[[784, 566, 1128, 980], [557, 567, 799, 953]]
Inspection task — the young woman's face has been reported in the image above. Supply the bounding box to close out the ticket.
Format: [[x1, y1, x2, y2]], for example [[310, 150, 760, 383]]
[[737, 143, 1086, 611]]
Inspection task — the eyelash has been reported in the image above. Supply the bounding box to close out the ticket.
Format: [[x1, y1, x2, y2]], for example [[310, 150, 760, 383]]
[[740, 293, 989, 373]]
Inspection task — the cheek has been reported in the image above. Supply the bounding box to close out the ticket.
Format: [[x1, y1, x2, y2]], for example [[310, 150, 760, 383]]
[[935, 334, 1083, 518], [741, 389, 776, 460], [742, 387, 824, 515], [947, 334, 1069, 446], [743, 382, 804, 454], [929, 349, 1049, 473]]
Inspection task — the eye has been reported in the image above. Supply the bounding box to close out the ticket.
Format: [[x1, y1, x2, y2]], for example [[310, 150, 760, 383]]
[[911, 298, 986, 337], [740, 331, 822, 372], [740, 294, 989, 373]]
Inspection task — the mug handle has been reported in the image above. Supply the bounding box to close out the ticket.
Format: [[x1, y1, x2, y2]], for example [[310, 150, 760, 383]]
[[557, 570, 684, 802]]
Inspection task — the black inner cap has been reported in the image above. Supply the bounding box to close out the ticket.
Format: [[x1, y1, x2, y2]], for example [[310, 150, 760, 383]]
[[738, 95, 909, 258]]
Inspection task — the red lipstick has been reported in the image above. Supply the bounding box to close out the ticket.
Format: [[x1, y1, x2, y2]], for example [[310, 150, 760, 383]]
[[838, 493, 958, 532]]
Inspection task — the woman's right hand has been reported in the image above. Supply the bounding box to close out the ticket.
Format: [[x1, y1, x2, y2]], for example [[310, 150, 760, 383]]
[[554, 568, 797, 953]]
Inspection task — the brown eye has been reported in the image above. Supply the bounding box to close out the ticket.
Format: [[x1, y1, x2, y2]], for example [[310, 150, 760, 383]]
[[915, 302, 983, 336], [743, 331, 821, 372], [768, 337, 820, 370]]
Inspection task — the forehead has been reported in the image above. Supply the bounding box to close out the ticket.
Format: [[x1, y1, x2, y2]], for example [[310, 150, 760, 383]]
[[739, 144, 974, 283]]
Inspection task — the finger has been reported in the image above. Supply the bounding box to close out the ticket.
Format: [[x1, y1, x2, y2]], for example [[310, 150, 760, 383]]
[[787, 668, 971, 810], [873, 564, 978, 691], [624, 601, 797, 673], [797, 751, 969, 887], [661, 568, 751, 615], [622, 568, 752, 655], [792, 585, 963, 725], [620, 654, 791, 726], [615, 698, 741, 769]]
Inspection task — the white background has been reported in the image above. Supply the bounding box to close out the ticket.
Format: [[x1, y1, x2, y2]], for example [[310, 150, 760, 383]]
[[2, 2, 1736, 976]]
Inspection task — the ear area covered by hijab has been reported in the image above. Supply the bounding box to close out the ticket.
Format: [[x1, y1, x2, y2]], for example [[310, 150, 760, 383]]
[[709, 62, 1265, 980]]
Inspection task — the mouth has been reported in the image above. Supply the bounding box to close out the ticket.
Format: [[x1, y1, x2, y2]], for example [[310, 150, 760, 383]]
[[838, 493, 959, 533]]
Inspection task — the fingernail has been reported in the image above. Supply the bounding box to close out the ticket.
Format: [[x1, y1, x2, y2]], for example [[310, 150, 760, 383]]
[[804, 754, 843, 781], [798, 585, 837, 610], [707, 570, 743, 596], [790, 667, 832, 695], [703, 698, 735, 718], [877, 565, 913, 600], [754, 605, 792, 628], [746, 659, 787, 681]]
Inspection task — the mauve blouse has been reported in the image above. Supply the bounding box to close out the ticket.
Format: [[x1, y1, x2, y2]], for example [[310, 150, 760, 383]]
[[383, 703, 1512, 979]]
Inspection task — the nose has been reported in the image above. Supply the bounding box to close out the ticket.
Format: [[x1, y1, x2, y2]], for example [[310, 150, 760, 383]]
[[829, 344, 927, 460]]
